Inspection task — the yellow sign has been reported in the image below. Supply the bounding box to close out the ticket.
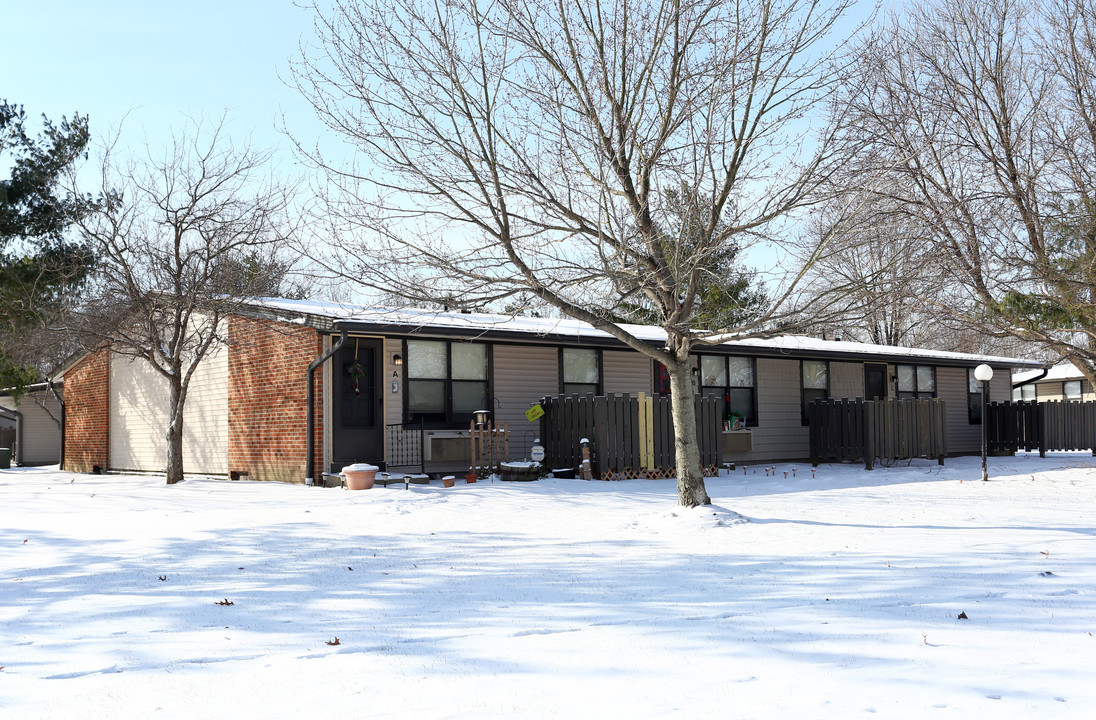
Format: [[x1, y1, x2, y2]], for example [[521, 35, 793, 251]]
[[525, 404, 545, 422]]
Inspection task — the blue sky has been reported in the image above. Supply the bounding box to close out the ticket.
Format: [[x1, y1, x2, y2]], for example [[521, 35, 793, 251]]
[[2, 1, 323, 168]]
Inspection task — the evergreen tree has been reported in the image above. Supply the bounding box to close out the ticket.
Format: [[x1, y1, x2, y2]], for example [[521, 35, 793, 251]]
[[0, 101, 94, 391]]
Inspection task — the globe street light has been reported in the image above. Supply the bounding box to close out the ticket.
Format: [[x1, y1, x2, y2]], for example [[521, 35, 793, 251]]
[[974, 363, 994, 482]]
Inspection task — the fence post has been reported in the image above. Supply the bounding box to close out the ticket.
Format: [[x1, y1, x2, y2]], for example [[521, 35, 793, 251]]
[[864, 398, 875, 470]]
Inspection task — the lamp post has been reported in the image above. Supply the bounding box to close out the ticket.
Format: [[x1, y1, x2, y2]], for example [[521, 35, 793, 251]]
[[974, 363, 994, 482]]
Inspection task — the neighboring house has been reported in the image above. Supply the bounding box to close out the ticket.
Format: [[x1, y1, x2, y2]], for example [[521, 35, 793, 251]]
[[58, 298, 1042, 482], [1013, 362, 1095, 402], [0, 384, 63, 466]]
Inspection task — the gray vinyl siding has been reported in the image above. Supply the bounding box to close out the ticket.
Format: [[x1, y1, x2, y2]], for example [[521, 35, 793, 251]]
[[723, 358, 809, 463], [492, 344, 561, 459], [936, 366, 1009, 454], [938, 366, 978, 453], [603, 350, 653, 396], [0, 391, 62, 465], [831, 362, 862, 400]]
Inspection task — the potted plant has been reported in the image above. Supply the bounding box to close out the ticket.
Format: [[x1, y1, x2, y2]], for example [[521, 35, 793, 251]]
[[500, 461, 541, 482], [342, 463, 379, 490]]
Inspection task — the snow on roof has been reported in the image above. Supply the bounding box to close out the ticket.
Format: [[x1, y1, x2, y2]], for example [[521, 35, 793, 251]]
[[1014, 362, 1082, 383], [249, 296, 1040, 367]]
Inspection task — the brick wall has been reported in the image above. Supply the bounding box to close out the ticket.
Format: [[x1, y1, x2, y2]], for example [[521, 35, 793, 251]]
[[63, 348, 110, 473], [228, 317, 324, 483]]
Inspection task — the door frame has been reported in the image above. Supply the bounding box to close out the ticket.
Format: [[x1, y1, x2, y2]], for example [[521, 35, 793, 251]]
[[326, 334, 386, 471], [864, 362, 889, 401]]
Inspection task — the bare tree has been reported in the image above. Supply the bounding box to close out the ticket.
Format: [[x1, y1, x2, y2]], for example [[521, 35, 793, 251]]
[[840, 0, 1096, 385], [293, 0, 863, 506], [68, 117, 298, 484]]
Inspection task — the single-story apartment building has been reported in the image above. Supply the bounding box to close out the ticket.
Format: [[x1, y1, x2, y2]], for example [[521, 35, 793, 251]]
[[58, 298, 1042, 482], [1013, 362, 1094, 402], [0, 384, 63, 466]]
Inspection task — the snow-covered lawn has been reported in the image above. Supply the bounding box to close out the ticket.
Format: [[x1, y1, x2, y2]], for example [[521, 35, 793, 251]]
[[3, 454, 1095, 719]]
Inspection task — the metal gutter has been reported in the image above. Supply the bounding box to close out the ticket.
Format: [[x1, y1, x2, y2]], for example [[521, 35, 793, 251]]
[[325, 320, 1042, 369], [1012, 366, 1050, 389], [47, 379, 65, 470], [305, 327, 348, 486]]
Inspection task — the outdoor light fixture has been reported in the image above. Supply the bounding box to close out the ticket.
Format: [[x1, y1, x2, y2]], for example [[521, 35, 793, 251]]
[[393, 353, 403, 366], [974, 364, 994, 482]]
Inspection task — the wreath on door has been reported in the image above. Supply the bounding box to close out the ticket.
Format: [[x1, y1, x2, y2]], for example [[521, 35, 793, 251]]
[[347, 339, 367, 397]]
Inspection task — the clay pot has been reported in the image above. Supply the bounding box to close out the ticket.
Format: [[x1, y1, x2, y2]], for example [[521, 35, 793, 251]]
[[442, 475, 456, 488], [465, 472, 477, 484], [342, 463, 379, 490]]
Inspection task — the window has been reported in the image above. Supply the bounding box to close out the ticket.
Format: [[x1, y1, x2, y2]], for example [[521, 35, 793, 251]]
[[406, 339, 489, 424], [1064, 380, 1083, 400], [700, 355, 757, 427], [967, 368, 984, 424], [561, 347, 600, 395], [1012, 384, 1036, 401], [896, 364, 936, 400], [801, 360, 829, 424], [654, 362, 672, 396]]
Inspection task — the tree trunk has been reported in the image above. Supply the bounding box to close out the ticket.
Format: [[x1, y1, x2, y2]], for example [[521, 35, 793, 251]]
[[165, 376, 185, 485], [667, 361, 710, 507]]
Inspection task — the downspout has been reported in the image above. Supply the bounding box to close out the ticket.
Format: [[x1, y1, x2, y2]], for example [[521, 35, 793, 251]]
[[1012, 367, 1050, 393], [47, 379, 65, 470], [306, 327, 348, 486]]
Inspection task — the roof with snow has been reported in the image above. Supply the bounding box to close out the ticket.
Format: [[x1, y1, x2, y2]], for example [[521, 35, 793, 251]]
[[1014, 362, 1082, 383], [245, 297, 1043, 368]]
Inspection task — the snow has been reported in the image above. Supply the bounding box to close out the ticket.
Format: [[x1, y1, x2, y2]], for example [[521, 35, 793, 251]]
[[3, 454, 1096, 718], [1015, 362, 1081, 383], [248, 297, 1039, 367], [340, 463, 379, 473]]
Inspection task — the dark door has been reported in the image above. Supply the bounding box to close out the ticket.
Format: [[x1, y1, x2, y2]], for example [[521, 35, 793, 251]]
[[864, 363, 888, 401], [332, 339, 384, 468]]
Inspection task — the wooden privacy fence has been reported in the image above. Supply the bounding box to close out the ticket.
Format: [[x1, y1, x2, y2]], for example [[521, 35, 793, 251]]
[[808, 397, 947, 469], [539, 392, 722, 480], [986, 400, 1096, 456]]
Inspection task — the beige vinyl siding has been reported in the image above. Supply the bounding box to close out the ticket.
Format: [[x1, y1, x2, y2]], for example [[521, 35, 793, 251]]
[[603, 350, 653, 396], [1033, 379, 1094, 401], [181, 338, 228, 474], [492, 344, 560, 459], [110, 352, 169, 472], [383, 337, 402, 427], [0, 391, 62, 465], [110, 342, 230, 475]]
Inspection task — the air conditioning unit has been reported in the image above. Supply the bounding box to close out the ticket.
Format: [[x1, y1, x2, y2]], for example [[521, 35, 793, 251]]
[[424, 432, 471, 463]]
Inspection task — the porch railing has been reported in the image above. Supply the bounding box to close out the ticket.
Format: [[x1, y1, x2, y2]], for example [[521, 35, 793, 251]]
[[385, 419, 425, 474]]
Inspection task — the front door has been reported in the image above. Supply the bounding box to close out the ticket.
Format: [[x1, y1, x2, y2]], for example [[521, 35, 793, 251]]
[[332, 338, 384, 469], [864, 363, 888, 401]]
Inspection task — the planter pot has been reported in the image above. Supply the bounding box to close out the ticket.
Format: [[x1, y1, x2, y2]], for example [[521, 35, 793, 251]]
[[442, 475, 456, 488], [551, 468, 576, 479], [342, 463, 379, 490], [465, 472, 477, 484], [500, 462, 541, 482]]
